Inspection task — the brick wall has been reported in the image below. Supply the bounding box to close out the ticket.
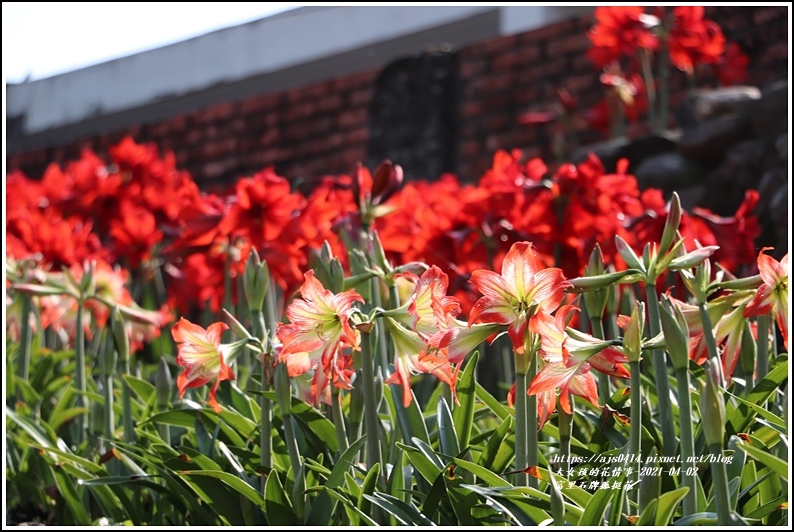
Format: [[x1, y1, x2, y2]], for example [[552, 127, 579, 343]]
[[7, 6, 788, 189]]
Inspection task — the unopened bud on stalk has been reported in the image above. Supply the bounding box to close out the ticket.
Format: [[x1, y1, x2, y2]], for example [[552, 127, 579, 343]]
[[80, 260, 96, 297], [371, 160, 403, 206], [659, 295, 690, 370], [111, 307, 130, 363], [624, 303, 645, 363], [156, 357, 173, 409], [615, 235, 645, 273], [243, 249, 270, 313], [370, 230, 392, 276], [668, 246, 719, 271], [701, 358, 726, 447], [658, 192, 681, 256]]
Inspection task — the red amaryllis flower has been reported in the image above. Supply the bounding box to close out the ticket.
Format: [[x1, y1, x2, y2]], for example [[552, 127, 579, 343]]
[[744, 248, 789, 352], [276, 270, 364, 392], [172, 318, 234, 413], [715, 42, 749, 86], [587, 6, 659, 67], [468, 242, 570, 352], [668, 6, 725, 74]]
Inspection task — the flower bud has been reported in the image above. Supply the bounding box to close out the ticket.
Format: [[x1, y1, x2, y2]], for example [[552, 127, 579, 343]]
[[623, 303, 645, 363], [615, 235, 645, 273], [156, 357, 173, 409], [371, 160, 403, 206], [243, 249, 269, 313], [658, 192, 681, 256], [659, 295, 690, 370], [668, 246, 719, 271], [370, 230, 392, 276], [701, 358, 726, 447]]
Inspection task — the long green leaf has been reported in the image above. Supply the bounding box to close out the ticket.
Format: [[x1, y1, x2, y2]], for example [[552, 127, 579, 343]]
[[356, 462, 380, 521], [122, 374, 156, 404], [654, 487, 690, 526], [265, 472, 297, 525], [437, 397, 460, 458], [305, 435, 366, 525], [578, 487, 613, 526], [736, 443, 788, 481], [452, 351, 479, 450], [478, 416, 512, 472], [325, 487, 379, 526], [475, 383, 510, 420], [364, 493, 435, 526], [390, 384, 431, 445], [727, 362, 787, 435], [180, 469, 264, 507]]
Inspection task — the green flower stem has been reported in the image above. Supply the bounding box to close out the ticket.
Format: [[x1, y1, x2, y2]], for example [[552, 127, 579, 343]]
[[645, 283, 676, 457], [331, 386, 349, 456], [513, 368, 529, 488], [526, 348, 539, 490], [756, 314, 770, 405], [360, 330, 383, 482], [641, 49, 657, 133], [74, 300, 88, 444], [675, 367, 696, 516], [100, 334, 116, 444], [557, 395, 573, 479], [698, 302, 721, 366], [709, 442, 732, 525], [17, 295, 32, 387], [629, 360, 642, 505], [658, 41, 670, 132], [274, 363, 302, 477], [371, 278, 390, 374], [121, 356, 135, 444], [589, 316, 611, 402]]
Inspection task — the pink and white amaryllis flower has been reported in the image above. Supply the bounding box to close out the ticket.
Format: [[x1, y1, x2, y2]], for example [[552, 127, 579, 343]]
[[172, 317, 234, 413], [468, 242, 571, 353], [744, 248, 788, 352], [391, 266, 462, 337], [277, 270, 364, 392], [384, 317, 456, 407], [527, 306, 630, 429]]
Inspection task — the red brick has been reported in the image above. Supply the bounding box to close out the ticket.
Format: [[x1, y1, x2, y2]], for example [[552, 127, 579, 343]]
[[349, 89, 372, 107], [337, 109, 368, 129], [483, 35, 519, 54], [315, 94, 344, 113], [547, 33, 590, 57]]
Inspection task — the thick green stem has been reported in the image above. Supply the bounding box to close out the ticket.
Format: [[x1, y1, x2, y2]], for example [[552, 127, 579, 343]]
[[675, 368, 696, 516], [74, 300, 88, 444], [557, 395, 573, 479], [360, 330, 383, 481], [658, 42, 670, 132], [514, 368, 529, 487], [259, 297, 276, 472], [331, 387, 349, 456], [274, 364, 302, 477], [371, 279, 390, 374], [629, 360, 642, 505], [645, 283, 676, 457], [756, 314, 770, 381], [589, 316, 611, 401], [641, 49, 657, 133], [709, 443, 732, 525], [526, 348, 538, 490], [121, 356, 135, 444], [17, 296, 32, 386]]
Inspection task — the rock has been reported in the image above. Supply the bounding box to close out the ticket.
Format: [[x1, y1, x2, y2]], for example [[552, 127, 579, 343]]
[[633, 151, 700, 192], [677, 115, 752, 162], [675, 86, 761, 127], [746, 80, 788, 140], [700, 140, 772, 215], [571, 132, 679, 173]]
